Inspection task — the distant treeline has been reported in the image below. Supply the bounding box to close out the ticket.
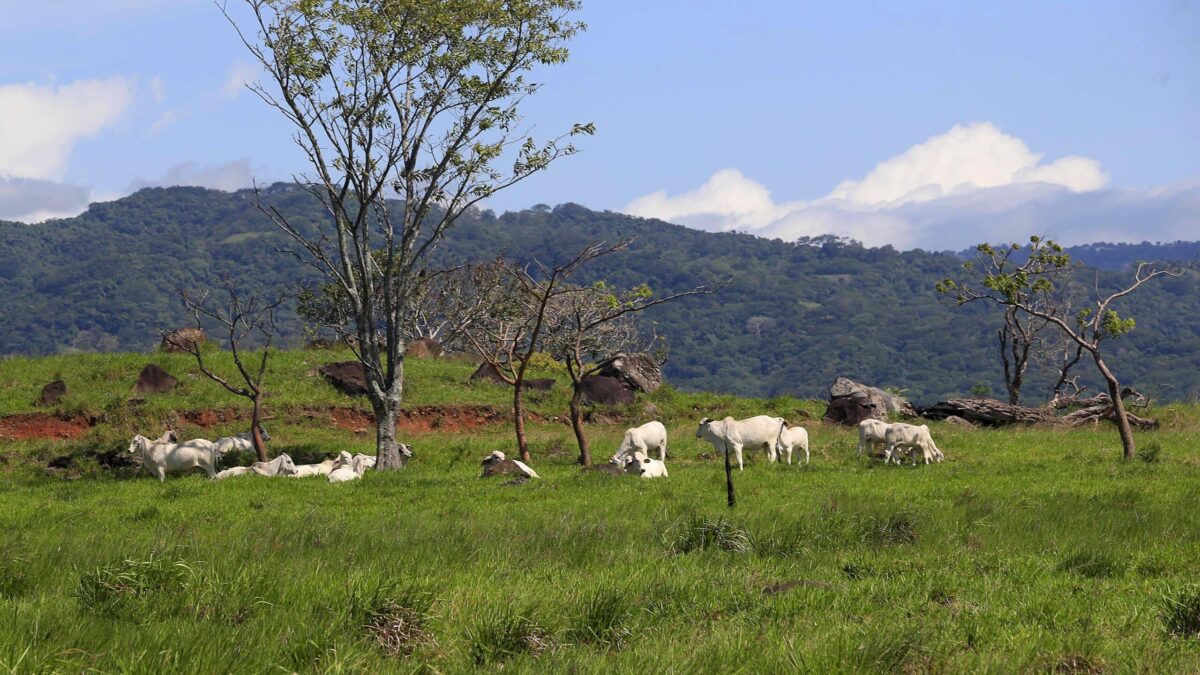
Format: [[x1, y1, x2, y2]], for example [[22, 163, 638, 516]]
[[1, 185, 1198, 403]]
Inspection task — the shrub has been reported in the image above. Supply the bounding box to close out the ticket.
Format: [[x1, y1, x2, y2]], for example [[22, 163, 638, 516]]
[[349, 582, 438, 657], [1140, 441, 1163, 464], [669, 515, 752, 554]]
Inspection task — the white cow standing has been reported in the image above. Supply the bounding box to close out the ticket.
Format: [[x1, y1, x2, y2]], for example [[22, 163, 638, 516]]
[[128, 434, 220, 482], [611, 421, 668, 464], [857, 419, 891, 457], [884, 423, 944, 465], [777, 425, 810, 465], [695, 415, 787, 471]]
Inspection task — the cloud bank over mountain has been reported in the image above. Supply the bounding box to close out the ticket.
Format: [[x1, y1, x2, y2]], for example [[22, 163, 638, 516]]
[[624, 123, 1197, 250]]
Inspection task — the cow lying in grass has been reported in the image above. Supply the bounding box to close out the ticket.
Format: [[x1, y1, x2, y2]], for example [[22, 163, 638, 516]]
[[214, 453, 297, 479], [481, 451, 540, 479], [623, 450, 668, 478]]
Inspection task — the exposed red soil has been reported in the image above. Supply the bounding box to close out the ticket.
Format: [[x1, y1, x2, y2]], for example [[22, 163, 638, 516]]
[[0, 413, 91, 440], [0, 404, 544, 440]]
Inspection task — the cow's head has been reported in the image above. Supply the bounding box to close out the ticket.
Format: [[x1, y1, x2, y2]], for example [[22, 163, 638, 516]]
[[696, 417, 713, 438], [257, 425, 271, 442], [127, 435, 148, 454], [276, 453, 297, 475]]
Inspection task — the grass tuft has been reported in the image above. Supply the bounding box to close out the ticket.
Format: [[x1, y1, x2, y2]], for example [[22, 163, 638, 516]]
[[465, 606, 552, 665], [75, 556, 197, 618], [1139, 440, 1163, 464], [669, 515, 753, 554], [566, 589, 632, 649], [1163, 587, 1200, 638], [861, 511, 919, 546], [1057, 551, 1125, 579]]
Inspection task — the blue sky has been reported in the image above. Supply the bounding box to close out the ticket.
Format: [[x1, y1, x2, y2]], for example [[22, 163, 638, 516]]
[[0, 0, 1196, 249]]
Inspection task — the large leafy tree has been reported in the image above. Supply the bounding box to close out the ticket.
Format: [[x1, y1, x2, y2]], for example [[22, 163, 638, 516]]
[[938, 236, 1182, 460], [225, 0, 590, 468]]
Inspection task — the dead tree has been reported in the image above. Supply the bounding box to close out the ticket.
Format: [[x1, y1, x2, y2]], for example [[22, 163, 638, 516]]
[[173, 283, 282, 462], [939, 236, 1182, 460]]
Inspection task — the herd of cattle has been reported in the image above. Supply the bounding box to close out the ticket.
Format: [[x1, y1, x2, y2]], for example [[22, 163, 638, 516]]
[[125, 414, 945, 483]]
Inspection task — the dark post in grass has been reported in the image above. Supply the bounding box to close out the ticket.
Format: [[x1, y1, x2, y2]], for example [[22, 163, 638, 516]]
[[722, 427, 736, 508]]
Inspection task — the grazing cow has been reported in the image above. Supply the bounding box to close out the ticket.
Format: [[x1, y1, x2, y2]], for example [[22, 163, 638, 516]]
[[611, 421, 668, 463], [695, 415, 787, 470], [857, 419, 891, 457], [213, 427, 272, 455], [481, 451, 540, 479], [884, 423, 944, 465], [215, 453, 298, 479], [127, 434, 220, 482], [778, 424, 810, 465], [623, 450, 668, 478]]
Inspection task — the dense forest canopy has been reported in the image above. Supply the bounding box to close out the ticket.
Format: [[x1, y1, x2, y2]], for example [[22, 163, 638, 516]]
[[1, 185, 1198, 403]]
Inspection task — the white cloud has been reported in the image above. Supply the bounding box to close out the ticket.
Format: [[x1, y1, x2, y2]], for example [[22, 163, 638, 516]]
[[222, 63, 259, 99], [0, 176, 92, 222], [622, 122, 1144, 250], [149, 109, 180, 135], [131, 159, 257, 192], [0, 78, 133, 180], [149, 76, 166, 103]]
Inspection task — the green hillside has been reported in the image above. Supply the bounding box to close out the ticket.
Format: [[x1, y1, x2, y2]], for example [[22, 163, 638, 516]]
[[2, 185, 1199, 403]]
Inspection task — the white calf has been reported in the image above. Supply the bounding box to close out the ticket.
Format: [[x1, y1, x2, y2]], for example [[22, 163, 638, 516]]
[[291, 458, 337, 478], [696, 415, 786, 470], [215, 453, 298, 479], [624, 450, 668, 478], [857, 419, 891, 456], [778, 425, 810, 465], [329, 452, 373, 483], [611, 421, 668, 463], [884, 423, 944, 465], [128, 434, 219, 482]]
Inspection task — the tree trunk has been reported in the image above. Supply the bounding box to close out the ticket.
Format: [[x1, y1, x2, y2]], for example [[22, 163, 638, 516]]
[[569, 382, 591, 466], [371, 357, 407, 471], [250, 395, 268, 463], [513, 380, 530, 462], [1093, 352, 1136, 460]]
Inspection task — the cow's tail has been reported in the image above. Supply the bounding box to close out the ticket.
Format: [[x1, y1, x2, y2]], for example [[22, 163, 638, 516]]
[[775, 418, 788, 456]]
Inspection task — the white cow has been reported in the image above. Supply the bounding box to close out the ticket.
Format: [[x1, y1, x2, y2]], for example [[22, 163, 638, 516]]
[[777, 425, 810, 465], [696, 415, 787, 470], [857, 419, 891, 457], [215, 453, 297, 479], [481, 451, 540, 479], [611, 421, 668, 463], [213, 427, 272, 455], [329, 451, 374, 483], [127, 434, 219, 482], [884, 423, 944, 465], [623, 450, 668, 478], [291, 458, 337, 478]]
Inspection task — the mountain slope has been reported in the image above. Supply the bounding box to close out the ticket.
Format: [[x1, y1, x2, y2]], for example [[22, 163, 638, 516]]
[[2, 186, 1198, 403]]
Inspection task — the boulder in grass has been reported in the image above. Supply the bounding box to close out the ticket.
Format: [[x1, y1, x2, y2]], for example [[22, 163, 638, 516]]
[[596, 352, 662, 393], [160, 327, 206, 353], [579, 375, 635, 406], [406, 338, 444, 359], [133, 364, 177, 394], [37, 380, 67, 406], [525, 378, 555, 392], [318, 361, 369, 397], [823, 377, 916, 425]]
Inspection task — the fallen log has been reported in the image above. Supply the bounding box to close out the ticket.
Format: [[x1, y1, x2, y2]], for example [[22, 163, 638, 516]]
[[1058, 400, 1158, 429], [920, 397, 1053, 426]]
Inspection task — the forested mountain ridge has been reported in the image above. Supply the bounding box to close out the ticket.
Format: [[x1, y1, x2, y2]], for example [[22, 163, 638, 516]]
[[2, 185, 1198, 403]]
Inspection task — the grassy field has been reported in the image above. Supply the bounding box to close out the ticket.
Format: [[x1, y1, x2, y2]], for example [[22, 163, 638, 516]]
[[3, 351, 1200, 673]]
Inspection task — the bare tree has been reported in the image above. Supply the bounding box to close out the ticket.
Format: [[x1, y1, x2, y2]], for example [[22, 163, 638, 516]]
[[456, 244, 631, 461], [224, 0, 590, 469], [939, 236, 1183, 460], [545, 281, 717, 466], [173, 283, 282, 463]]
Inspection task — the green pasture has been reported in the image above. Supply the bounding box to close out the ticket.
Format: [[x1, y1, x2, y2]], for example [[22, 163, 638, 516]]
[[2, 351, 1200, 672]]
